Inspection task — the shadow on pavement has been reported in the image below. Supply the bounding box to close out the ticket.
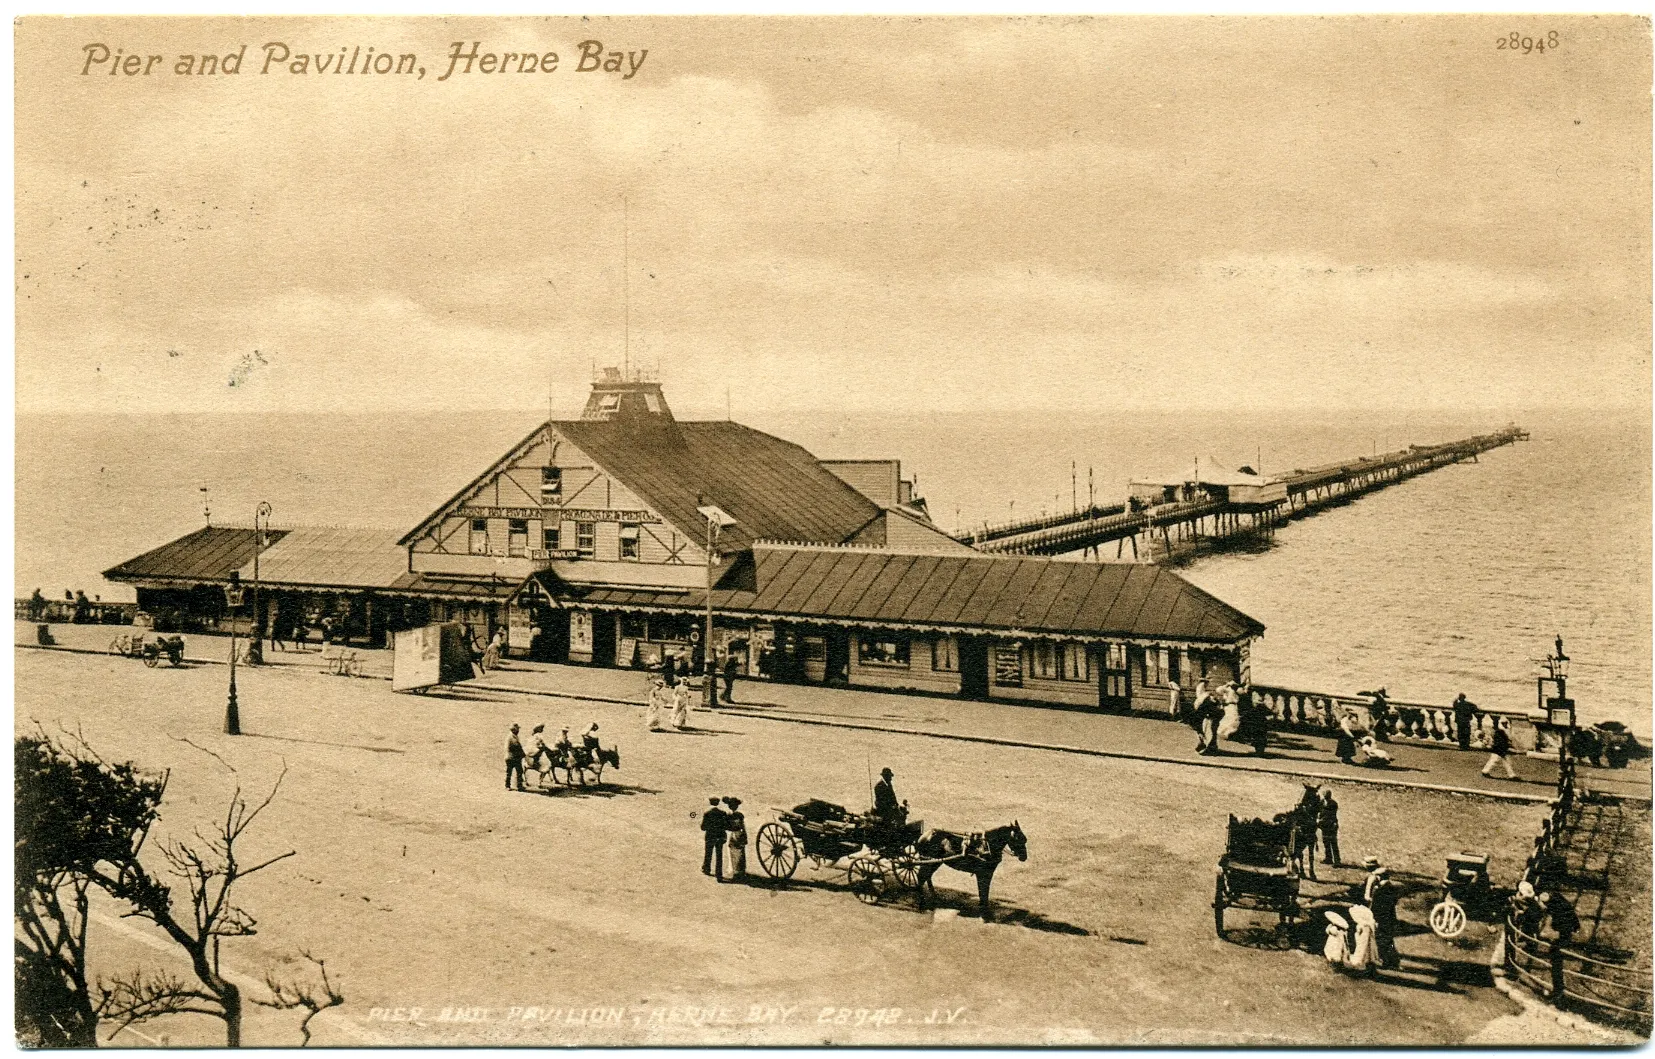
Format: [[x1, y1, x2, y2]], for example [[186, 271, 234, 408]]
[[241, 731, 405, 754]]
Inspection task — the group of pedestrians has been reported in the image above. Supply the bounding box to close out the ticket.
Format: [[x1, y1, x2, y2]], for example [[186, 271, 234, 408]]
[[698, 796, 748, 881], [646, 655, 694, 731], [1176, 678, 1268, 756]]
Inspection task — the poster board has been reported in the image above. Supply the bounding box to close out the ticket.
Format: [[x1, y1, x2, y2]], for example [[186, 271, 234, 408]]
[[393, 622, 475, 692], [993, 642, 1023, 687], [570, 609, 594, 659], [618, 636, 640, 667]]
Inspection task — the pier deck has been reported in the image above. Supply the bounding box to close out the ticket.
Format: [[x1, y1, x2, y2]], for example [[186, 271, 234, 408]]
[[961, 426, 1528, 558]]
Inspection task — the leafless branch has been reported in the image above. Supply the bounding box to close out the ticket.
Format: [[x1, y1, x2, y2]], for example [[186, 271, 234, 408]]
[[97, 969, 221, 1034], [170, 735, 237, 773], [254, 952, 345, 1046]]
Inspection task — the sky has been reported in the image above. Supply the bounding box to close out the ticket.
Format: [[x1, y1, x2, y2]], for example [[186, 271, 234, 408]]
[[14, 15, 1652, 416]]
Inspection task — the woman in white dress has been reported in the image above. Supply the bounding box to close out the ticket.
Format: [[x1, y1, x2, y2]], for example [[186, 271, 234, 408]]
[[1217, 682, 1242, 742], [646, 678, 666, 732], [671, 679, 691, 730]]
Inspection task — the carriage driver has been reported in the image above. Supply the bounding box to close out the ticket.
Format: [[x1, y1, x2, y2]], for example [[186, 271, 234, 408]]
[[872, 767, 907, 827]]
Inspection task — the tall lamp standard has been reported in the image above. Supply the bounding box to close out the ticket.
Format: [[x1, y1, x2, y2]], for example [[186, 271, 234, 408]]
[[251, 502, 272, 664], [224, 571, 244, 735], [696, 502, 735, 709], [1537, 634, 1574, 786]]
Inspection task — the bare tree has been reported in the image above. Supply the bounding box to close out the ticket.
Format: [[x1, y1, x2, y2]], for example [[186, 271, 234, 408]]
[[95, 769, 297, 1047]]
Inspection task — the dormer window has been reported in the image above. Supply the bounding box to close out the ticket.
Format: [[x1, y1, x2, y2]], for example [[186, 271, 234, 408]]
[[597, 393, 621, 414]]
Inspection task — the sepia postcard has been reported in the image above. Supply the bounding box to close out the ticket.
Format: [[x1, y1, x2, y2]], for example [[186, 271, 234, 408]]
[[13, 13, 1653, 1048]]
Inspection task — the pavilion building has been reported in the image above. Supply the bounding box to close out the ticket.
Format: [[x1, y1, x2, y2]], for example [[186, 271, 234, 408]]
[[105, 371, 1263, 711]]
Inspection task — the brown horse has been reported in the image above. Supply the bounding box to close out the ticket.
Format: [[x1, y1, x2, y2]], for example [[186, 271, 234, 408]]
[[912, 822, 1028, 921]]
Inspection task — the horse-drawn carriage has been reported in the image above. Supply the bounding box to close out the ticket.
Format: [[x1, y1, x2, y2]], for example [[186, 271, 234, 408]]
[[754, 799, 1029, 913], [755, 800, 926, 903], [1214, 813, 1302, 936]]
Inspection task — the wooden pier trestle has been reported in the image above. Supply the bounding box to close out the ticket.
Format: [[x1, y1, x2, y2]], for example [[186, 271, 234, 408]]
[[959, 425, 1527, 558]]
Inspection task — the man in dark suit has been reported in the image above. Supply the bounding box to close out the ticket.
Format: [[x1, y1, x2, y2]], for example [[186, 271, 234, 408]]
[[1539, 888, 1581, 1000], [700, 797, 729, 879], [1452, 693, 1478, 751], [872, 768, 902, 824]]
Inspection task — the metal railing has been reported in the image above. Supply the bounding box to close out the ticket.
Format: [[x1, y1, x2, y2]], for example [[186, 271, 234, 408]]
[[1502, 760, 1653, 1031]]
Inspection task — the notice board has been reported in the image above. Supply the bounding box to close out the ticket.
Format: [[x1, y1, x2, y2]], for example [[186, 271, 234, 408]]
[[393, 622, 474, 692], [993, 642, 1023, 687]]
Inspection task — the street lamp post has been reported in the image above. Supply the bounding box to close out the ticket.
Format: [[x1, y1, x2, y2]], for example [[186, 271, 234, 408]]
[[1536, 634, 1573, 786], [251, 502, 271, 664], [697, 503, 735, 709], [224, 571, 244, 735]]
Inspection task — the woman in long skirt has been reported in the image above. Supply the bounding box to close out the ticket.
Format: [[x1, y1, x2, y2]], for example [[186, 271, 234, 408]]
[[671, 680, 691, 730], [646, 678, 665, 731], [724, 797, 747, 878]]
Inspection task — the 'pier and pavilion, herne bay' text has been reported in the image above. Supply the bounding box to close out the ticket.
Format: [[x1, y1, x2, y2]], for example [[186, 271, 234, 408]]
[[79, 41, 649, 81]]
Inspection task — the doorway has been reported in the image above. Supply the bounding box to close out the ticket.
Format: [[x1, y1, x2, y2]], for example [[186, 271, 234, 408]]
[[1099, 642, 1131, 712], [958, 636, 990, 699]]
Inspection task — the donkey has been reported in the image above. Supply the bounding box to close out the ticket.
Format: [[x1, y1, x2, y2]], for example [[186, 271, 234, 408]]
[[912, 822, 1028, 922]]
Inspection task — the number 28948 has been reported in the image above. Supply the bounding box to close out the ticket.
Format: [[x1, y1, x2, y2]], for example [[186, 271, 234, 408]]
[[1498, 31, 1559, 53]]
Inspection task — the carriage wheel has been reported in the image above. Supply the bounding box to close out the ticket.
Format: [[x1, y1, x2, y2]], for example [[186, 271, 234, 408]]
[[892, 855, 921, 891], [1213, 873, 1228, 937], [756, 823, 800, 880], [1429, 898, 1467, 939], [143, 653, 159, 668], [849, 859, 886, 904]]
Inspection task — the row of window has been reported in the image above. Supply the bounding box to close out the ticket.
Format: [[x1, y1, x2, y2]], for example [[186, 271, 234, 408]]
[[468, 518, 638, 559], [853, 636, 1186, 687]]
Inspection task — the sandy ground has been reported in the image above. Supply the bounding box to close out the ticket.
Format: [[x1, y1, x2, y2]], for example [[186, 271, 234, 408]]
[[18, 645, 1619, 1047]]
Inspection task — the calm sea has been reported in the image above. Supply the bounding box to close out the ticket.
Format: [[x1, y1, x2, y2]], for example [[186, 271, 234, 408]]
[[16, 406, 1650, 733]]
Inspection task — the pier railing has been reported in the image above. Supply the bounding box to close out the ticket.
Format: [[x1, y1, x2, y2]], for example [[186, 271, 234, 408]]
[[14, 599, 137, 626], [1250, 683, 1531, 751], [1502, 761, 1653, 1032]]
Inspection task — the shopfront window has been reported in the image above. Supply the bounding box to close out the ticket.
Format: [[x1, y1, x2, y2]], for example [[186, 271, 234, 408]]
[[543, 525, 560, 552], [859, 634, 910, 668], [469, 518, 489, 555], [576, 522, 596, 556], [508, 519, 528, 557], [1062, 643, 1090, 682], [1028, 641, 1059, 680]]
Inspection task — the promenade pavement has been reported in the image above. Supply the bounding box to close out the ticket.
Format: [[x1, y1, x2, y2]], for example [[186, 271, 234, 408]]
[[21, 620, 1650, 804]]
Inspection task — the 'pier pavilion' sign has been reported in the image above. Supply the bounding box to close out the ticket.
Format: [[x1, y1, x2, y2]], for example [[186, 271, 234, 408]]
[[458, 505, 660, 523]]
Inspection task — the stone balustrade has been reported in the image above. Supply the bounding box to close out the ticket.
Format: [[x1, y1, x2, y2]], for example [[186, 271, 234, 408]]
[[1249, 683, 1537, 752]]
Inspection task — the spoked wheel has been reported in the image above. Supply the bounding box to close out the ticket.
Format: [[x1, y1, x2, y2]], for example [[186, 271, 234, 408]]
[[143, 653, 159, 668], [849, 858, 886, 904], [756, 823, 800, 880], [892, 848, 921, 891], [1429, 897, 1467, 939]]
